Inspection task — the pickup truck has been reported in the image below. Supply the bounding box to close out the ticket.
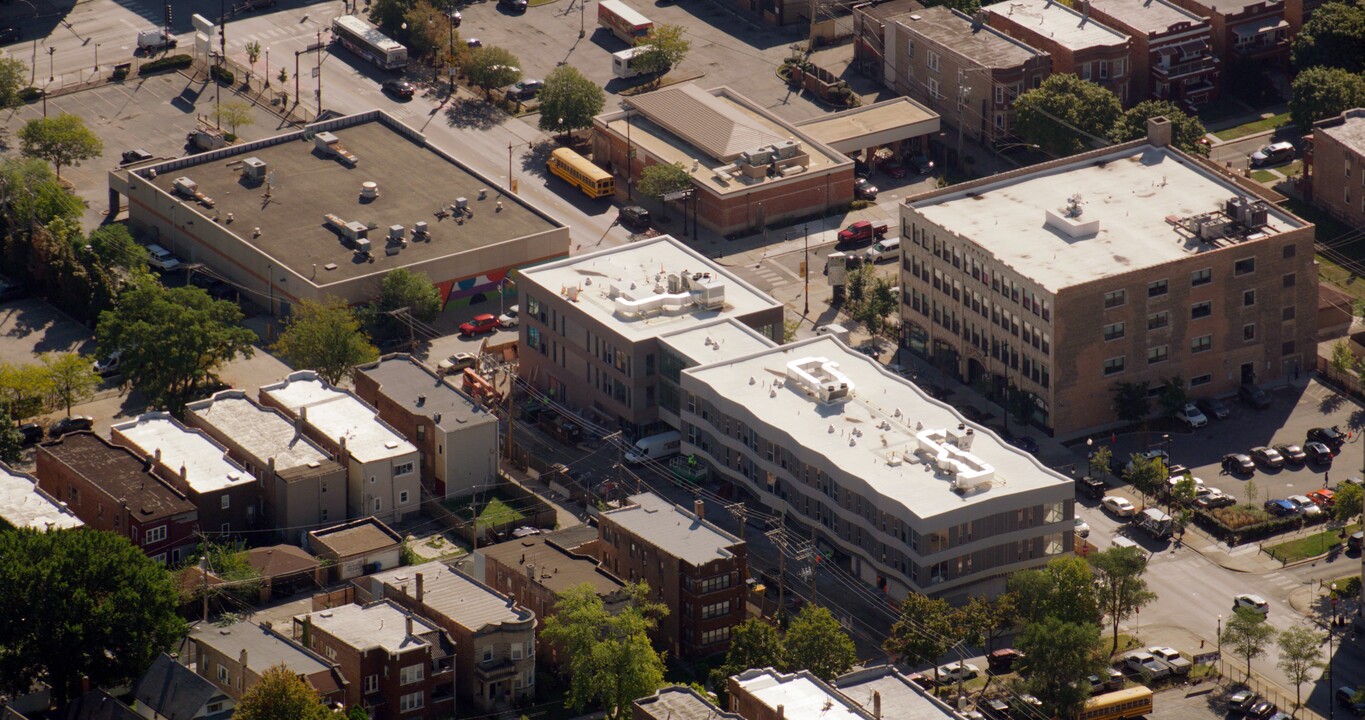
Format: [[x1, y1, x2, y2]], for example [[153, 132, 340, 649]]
[[836, 220, 888, 247]]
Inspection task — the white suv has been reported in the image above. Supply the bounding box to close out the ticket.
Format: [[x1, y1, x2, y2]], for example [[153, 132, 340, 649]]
[[145, 243, 181, 271], [1176, 403, 1208, 428]]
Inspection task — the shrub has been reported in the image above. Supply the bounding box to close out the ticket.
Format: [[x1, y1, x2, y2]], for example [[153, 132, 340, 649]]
[[18, 87, 40, 102], [849, 199, 872, 210], [112, 66, 128, 80], [138, 54, 193, 75], [210, 65, 235, 85]]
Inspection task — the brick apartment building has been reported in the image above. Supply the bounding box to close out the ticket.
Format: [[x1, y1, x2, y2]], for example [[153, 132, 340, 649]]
[[1086, 0, 1219, 107], [293, 600, 455, 720], [35, 432, 199, 563], [984, 0, 1133, 104], [0, 461, 82, 531], [900, 118, 1317, 437], [1305, 108, 1365, 228], [597, 493, 747, 657], [188, 620, 348, 705], [1161, 0, 1287, 65]]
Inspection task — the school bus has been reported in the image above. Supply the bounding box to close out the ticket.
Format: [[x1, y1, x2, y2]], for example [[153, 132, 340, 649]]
[[1079, 686, 1154, 720], [548, 148, 614, 199]]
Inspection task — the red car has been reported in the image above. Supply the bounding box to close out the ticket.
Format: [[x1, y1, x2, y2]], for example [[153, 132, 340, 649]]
[[459, 313, 498, 336]]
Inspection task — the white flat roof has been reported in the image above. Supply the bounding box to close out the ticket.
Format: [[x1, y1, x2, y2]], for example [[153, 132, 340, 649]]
[[0, 464, 82, 530], [298, 600, 437, 654], [186, 391, 331, 471], [1090, 0, 1205, 33], [684, 337, 1070, 520], [659, 318, 776, 365], [736, 670, 867, 720], [601, 492, 740, 566], [984, 0, 1129, 50], [519, 235, 781, 343], [909, 145, 1306, 292], [112, 413, 253, 494], [260, 373, 417, 464]]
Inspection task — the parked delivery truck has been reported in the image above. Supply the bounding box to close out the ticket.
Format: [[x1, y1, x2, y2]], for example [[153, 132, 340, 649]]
[[625, 430, 682, 464]]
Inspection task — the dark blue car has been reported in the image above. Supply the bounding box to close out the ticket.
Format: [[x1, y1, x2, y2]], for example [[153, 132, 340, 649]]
[[1265, 499, 1298, 517]]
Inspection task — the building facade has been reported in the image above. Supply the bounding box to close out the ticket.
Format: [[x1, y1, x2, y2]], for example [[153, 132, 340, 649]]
[[984, 0, 1133, 105], [1161, 0, 1287, 64], [1087, 0, 1218, 106], [1305, 108, 1365, 228]]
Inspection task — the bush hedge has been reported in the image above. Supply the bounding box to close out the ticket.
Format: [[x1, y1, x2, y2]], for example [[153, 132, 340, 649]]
[[1192, 505, 1328, 545], [139, 54, 193, 75], [210, 65, 235, 85], [19, 87, 41, 103]]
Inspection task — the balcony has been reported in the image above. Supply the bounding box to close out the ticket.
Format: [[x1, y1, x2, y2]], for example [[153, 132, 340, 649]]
[[475, 658, 519, 681], [1231, 19, 1289, 58]]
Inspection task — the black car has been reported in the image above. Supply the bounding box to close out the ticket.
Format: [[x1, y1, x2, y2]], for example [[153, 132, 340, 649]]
[[120, 148, 155, 165], [1228, 690, 1259, 715], [617, 205, 651, 233], [0, 27, 19, 44], [381, 79, 415, 99], [906, 153, 935, 175], [1197, 396, 1231, 420], [853, 177, 878, 200], [48, 415, 93, 438], [1077, 476, 1107, 500], [1308, 426, 1346, 450], [499, 0, 529, 12], [1275, 443, 1308, 464], [1247, 699, 1279, 720], [1222, 453, 1256, 475], [17, 422, 43, 446], [1239, 383, 1271, 409], [448, 9, 462, 26], [1007, 435, 1040, 454], [1306, 441, 1335, 464]]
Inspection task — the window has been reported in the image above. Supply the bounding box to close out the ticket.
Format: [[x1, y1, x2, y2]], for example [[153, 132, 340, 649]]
[[220, 495, 230, 509], [1283, 306, 1297, 321], [416, 425, 425, 441], [1191, 374, 1212, 387], [1148, 311, 1170, 330], [1191, 268, 1212, 286], [928, 78, 940, 99], [700, 627, 731, 646], [1284, 244, 1297, 259], [697, 574, 732, 593], [374, 498, 382, 512], [906, 38, 915, 58], [321, 509, 329, 521], [221, 523, 230, 534], [326, 646, 337, 660], [400, 692, 424, 713], [1234, 258, 1256, 276], [399, 490, 410, 505], [400, 664, 424, 685], [1243, 289, 1256, 307], [1147, 279, 1168, 297], [1103, 356, 1125, 376], [1243, 324, 1256, 341], [364, 675, 378, 694], [1283, 273, 1297, 288], [144, 525, 167, 544], [1103, 322, 1125, 341], [1191, 335, 1212, 353], [1104, 289, 1125, 308], [1191, 301, 1212, 319], [218, 665, 229, 683], [1099, 60, 1109, 79], [394, 462, 414, 476], [994, 85, 1004, 104], [512, 643, 523, 660], [1147, 346, 1168, 364], [527, 327, 542, 352], [702, 601, 731, 619], [1282, 341, 1296, 356], [928, 50, 940, 71], [483, 647, 494, 663]]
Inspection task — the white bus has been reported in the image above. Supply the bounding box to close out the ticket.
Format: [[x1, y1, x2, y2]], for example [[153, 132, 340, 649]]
[[611, 45, 654, 79], [598, 0, 652, 45], [331, 15, 408, 71]]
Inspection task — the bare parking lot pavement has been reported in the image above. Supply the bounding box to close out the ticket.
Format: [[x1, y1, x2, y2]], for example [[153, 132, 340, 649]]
[[0, 297, 95, 365]]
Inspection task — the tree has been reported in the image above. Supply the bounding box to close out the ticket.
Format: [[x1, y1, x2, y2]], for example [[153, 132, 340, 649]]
[[0, 409, 22, 465], [884, 593, 961, 680], [708, 619, 783, 704], [1006, 555, 1100, 627], [401, 0, 448, 58], [0, 361, 52, 420], [0, 57, 28, 110], [245, 41, 262, 81], [1124, 454, 1167, 503], [632, 24, 690, 77], [961, 593, 1016, 653], [95, 282, 256, 409], [0, 158, 83, 235], [18, 114, 104, 181], [1089, 445, 1113, 477], [0, 528, 184, 704], [1290, 66, 1365, 130], [86, 224, 149, 272], [1223, 607, 1276, 680], [538, 65, 606, 137], [369, 0, 412, 37], [273, 298, 379, 386], [1108, 100, 1209, 155], [192, 539, 263, 604], [465, 46, 522, 98], [1016, 618, 1106, 719], [1110, 380, 1150, 426], [40, 352, 97, 417], [860, 275, 898, 336], [1291, 1, 1365, 73], [277, 67, 289, 88], [214, 101, 255, 137], [1157, 375, 1187, 419], [637, 162, 692, 201], [1277, 626, 1324, 713], [1013, 74, 1122, 157], [1331, 339, 1357, 375], [235, 664, 332, 720], [1334, 480, 1363, 524], [1245, 480, 1260, 505], [1089, 546, 1157, 653], [365, 268, 443, 343], [782, 604, 857, 682], [541, 582, 666, 720]]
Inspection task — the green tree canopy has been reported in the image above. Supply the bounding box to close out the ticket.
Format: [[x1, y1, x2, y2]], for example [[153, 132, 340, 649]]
[[1223, 607, 1276, 680], [1157, 375, 1187, 418], [1277, 626, 1324, 713], [18, 113, 104, 181], [1110, 380, 1151, 426], [1006, 555, 1100, 627], [0, 158, 83, 237], [961, 593, 1016, 652], [0, 409, 23, 465], [632, 24, 690, 76], [1335, 480, 1364, 524], [538, 65, 606, 136], [95, 282, 256, 409], [214, 101, 255, 137], [87, 224, 150, 272], [1013, 75, 1122, 157], [272, 298, 379, 386], [235, 663, 332, 720], [884, 592, 961, 676], [0, 57, 28, 111], [465, 46, 522, 98], [1124, 453, 1168, 502], [1108, 100, 1209, 155], [1292, 1, 1365, 73], [782, 604, 857, 682], [0, 528, 184, 704], [708, 619, 783, 704], [1089, 445, 1113, 477], [1016, 618, 1106, 719], [1089, 546, 1157, 653], [40, 351, 97, 417], [637, 162, 692, 201], [1290, 66, 1365, 130], [363, 268, 442, 344]]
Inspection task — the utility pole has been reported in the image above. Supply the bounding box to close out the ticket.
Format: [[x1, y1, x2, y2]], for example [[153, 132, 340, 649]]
[[215, 0, 225, 128], [727, 502, 746, 542], [316, 29, 323, 115], [803, 223, 810, 318], [294, 50, 301, 106], [766, 513, 787, 616], [200, 555, 209, 623], [579, 0, 585, 38]]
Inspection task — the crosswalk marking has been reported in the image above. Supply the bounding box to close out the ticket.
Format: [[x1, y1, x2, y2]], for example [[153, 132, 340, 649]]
[[745, 260, 787, 289]]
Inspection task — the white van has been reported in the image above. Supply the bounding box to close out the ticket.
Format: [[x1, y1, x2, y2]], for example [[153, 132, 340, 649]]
[[137, 29, 177, 51], [815, 323, 850, 342], [625, 430, 681, 464], [865, 237, 901, 263]]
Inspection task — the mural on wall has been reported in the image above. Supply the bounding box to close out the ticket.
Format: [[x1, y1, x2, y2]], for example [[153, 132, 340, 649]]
[[438, 267, 514, 311]]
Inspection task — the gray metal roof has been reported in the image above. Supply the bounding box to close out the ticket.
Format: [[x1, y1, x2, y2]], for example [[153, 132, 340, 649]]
[[132, 654, 227, 720], [190, 621, 333, 677], [369, 560, 534, 632], [635, 687, 743, 720], [601, 493, 741, 566], [355, 355, 496, 432], [627, 84, 786, 162]]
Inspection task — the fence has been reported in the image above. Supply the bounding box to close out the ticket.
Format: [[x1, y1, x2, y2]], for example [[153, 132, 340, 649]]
[[1216, 658, 1326, 720], [419, 476, 558, 548]]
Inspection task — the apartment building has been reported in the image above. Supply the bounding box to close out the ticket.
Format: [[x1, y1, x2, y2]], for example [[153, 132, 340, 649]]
[[657, 319, 777, 429], [187, 620, 348, 704], [878, 6, 1051, 145], [293, 600, 455, 720], [260, 371, 421, 524], [517, 236, 784, 437], [680, 335, 1074, 601], [111, 413, 260, 537], [900, 119, 1317, 437], [984, 0, 1132, 104], [635, 687, 745, 720], [1162, 0, 1287, 63], [1305, 108, 1365, 228], [597, 493, 747, 657], [0, 462, 82, 531], [729, 667, 961, 720], [35, 432, 198, 563], [185, 390, 347, 541], [353, 354, 499, 500], [1087, 0, 1218, 106], [359, 561, 537, 709]]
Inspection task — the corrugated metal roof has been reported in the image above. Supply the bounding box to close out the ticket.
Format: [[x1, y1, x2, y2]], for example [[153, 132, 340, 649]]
[[628, 84, 786, 162]]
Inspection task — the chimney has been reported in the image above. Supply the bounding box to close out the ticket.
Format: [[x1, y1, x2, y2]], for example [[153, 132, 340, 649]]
[[694, 498, 704, 519], [339, 435, 348, 456], [302, 615, 313, 646], [154, 447, 162, 464], [239, 648, 249, 671], [778, 705, 785, 720], [1147, 116, 1173, 148], [180, 464, 188, 484], [873, 691, 881, 720], [406, 614, 414, 637], [416, 572, 425, 604], [300, 405, 309, 424], [268, 456, 276, 475]]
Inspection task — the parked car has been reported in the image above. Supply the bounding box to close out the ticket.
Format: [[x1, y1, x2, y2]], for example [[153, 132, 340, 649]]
[[1337, 686, 1365, 714], [499, 0, 528, 11], [93, 350, 123, 377], [459, 313, 499, 336], [907, 153, 935, 175], [1308, 488, 1336, 507], [505, 79, 544, 99], [1306, 441, 1335, 464], [1176, 403, 1208, 428], [1197, 396, 1232, 420], [0, 275, 28, 303], [853, 177, 878, 200], [1239, 383, 1271, 409], [1250, 141, 1295, 167], [1006, 435, 1039, 454], [498, 305, 519, 328], [1235, 593, 1270, 614], [1194, 489, 1236, 509], [0, 27, 20, 43], [987, 648, 1024, 674], [617, 205, 651, 233], [1275, 443, 1307, 464], [1264, 499, 1298, 517], [1124, 651, 1170, 679], [1246, 700, 1279, 720], [437, 352, 477, 375], [48, 415, 93, 438], [1351, 532, 1364, 552], [1288, 495, 1323, 517], [1074, 517, 1090, 538], [1222, 453, 1255, 476], [144, 243, 181, 271], [17, 422, 43, 445], [381, 78, 415, 99], [1148, 647, 1192, 675], [1076, 475, 1106, 499], [120, 148, 155, 165], [1102, 496, 1136, 517], [1249, 446, 1284, 469], [1126, 449, 1170, 473], [1228, 689, 1260, 715], [1308, 426, 1347, 450], [881, 159, 907, 178], [935, 662, 979, 681]]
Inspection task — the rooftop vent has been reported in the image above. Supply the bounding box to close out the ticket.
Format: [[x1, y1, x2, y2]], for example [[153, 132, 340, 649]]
[[1044, 193, 1098, 238], [785, 356, 854, 404]]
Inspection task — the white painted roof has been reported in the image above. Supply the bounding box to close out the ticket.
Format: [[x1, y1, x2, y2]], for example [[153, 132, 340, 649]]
[[0, 464, 82, 530], [112, 413, 253, 494], [298, 600, 437, 654], [368, 561, 533, 631], [658, 317, 776, 365], [260, 373, 417, 464], [185, 391, 331, 471], [984, 0, 1129, 50], [908, 145, 1305, 292], [601, 492, 740, 566], [735, 670, 868, 720]]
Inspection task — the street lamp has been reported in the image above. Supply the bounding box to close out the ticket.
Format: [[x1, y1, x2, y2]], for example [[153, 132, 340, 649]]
[[47, 46, 54, 82], [803, 223, 810, 318], [1217, 614, 1223, 661], [94, 43, 100, 72], [1331, 583, 1338, 720], [265, 47, 270, 87]]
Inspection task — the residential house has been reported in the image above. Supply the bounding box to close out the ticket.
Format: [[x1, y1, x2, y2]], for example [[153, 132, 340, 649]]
[[64, 690, 140, 720], [984, 0, 1132, 105], [0, 461, 82, 531], [729, 667, 962, 720], [244, 544, 323, 601], [132, 654, 233, 720], [1087, 0, 1218, 107], [187, 620, 347, 705], [308, 516, 404, 582], [1161, 0, 1287, 65]]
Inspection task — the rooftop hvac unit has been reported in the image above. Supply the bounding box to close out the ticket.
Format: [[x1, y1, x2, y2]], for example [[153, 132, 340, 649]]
[[360, 182, 379, 200], [241, 157, 267, 182], [772, 140, 801, 160], [454, 197, 468, 211], [739, 147, 774, 167], [344, 221, 369, 243], [355, 237, 371, 254], [388, 225, 406, 241], [1225, 196, 1269, 229], [413, 221, 429, 236]]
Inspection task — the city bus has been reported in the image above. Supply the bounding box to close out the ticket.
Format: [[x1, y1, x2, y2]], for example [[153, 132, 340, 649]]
[[598, 0, 653, 45], [548, 148, 614, 199], [612, 45, 653, 79], [331, 15, 408, 71], [1079, 686, 1154, 720]]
